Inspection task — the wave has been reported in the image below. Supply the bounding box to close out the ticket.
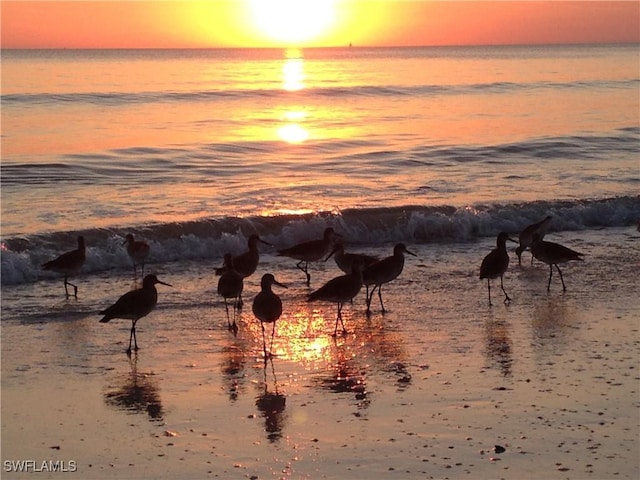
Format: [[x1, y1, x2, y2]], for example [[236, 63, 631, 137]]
[[2, 196, 638, 286], [3, 127, 638, 188], [3, 79, 638, 107]]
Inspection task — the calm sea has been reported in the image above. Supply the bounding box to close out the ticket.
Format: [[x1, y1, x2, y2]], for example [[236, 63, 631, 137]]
[[1, 44, 639, 286]]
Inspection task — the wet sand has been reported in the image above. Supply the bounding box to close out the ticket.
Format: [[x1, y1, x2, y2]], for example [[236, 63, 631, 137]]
[[2, 228, 639, 479]]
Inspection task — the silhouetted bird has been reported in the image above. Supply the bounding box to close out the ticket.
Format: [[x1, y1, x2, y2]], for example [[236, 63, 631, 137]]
[[278, 227, 341, 286], [252, 273, 287, 360], [123, 233, 150, 280], [217, 253, 244, 334], [215, 234, 271, 308], [308, 261, 364, 336], [99, 274, 172, 355], [515, 215, 552, 265], [530, 234, 584, 291], [480, 232, 516, 306], [363, 243, 416, 315], [325, 242, 378, 274], [42, 235, 86, 298]]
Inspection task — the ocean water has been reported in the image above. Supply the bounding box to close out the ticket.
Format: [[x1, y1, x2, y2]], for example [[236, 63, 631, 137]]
[[1, 44, 639, 288], [1, 45, 640, 479]]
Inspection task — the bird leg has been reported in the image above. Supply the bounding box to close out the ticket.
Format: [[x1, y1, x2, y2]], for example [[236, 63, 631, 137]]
[[333, 303, 348, 337], [127, 321, 138, 355], [224, 298, 234, 332], [486, 278, 493, 307], [296, 260, 310, 286], [547, 265, 553, 291], [64, 275, 78, 298], [236, 294, 244, 310], [555, 264, 567, 291], [500, 276, 511, 304], [261, 323, 269, 363], [377, 285, 386, 313], [365, 285, 377, 316], [270, 323, 276, 356]]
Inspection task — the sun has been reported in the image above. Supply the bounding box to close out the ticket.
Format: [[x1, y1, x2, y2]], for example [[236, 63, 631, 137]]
[[247, 0, 336, 45]]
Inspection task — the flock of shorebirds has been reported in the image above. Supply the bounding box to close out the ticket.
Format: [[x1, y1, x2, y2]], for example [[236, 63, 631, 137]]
[[40, 215, 584, 357]]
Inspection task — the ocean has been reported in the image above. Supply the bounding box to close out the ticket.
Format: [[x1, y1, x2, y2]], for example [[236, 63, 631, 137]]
[[1, 45, 639, 479], [2, 45, 639, 286]]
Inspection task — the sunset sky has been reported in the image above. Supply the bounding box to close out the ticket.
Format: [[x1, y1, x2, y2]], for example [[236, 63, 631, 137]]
[[1, 1, 638, 49]]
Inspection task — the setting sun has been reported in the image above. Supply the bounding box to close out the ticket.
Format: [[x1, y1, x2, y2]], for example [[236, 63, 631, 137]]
[[247, 0, 336, 45]]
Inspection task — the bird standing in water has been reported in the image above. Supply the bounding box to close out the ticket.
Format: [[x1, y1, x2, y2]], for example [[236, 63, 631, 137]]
[[530, 234, 584, 291], [42, 235, 86, 298], [308, 261, 364, 336], [278, 227, 341, 286], [123, 233, 150, 281], [324, 242, 378, 274], [480, 232, 517, 306], [216, 234, 271, 308], [362, 243, 416, 315], [217, 253, 244, 334], [99, 274, 172, 355], [252, 273, 287, 361], [515, 215, 552, 266]]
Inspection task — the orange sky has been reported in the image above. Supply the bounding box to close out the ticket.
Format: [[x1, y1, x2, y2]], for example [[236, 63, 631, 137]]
[[1, 1, 638, 49]]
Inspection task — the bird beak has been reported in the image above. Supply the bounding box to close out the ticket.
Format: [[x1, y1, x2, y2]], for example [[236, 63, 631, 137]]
[[274, 280, 288, 289], [260, 238, 273, 246], [324, 245, 339, 261], [121, 238, 127, 246], [508, 237, 518, 243], [158, 280, 173, 287], [406, 249, 418, 257]]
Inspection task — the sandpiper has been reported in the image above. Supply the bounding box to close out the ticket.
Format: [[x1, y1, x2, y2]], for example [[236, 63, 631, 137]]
[[278, 227, 341, 286], [42, 235, 86, 298], [252, 273, 287, 360], [99, 273, 172, 355], [480, 232, 517, 306], [363, 243, 416, 315], [123, 233, 150, 280], [308, 261, 364, 336], [515, 216, 552, 265], [530, 234, 584, 291]]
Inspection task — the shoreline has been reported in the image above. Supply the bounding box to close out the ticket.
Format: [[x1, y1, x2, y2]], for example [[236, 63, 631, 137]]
[[2, 228, 639, 479]]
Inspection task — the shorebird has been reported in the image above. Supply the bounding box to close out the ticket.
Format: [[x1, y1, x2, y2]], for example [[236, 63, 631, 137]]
[[278, 227, 341, 286], [252, 273, 287, 360], [363, 243, 416, 315], [123, 233, 150, 280], [99, 273, 172, 355], [480, 232, 517, 306], [308, 261, 364, 336], [41, 235, 86, 298], [215, 234, 271, 307], [530, 234, 584, 291], [515, 215, 552, 266], [217, 253, 244, 334], [325, 242, 378, 274]]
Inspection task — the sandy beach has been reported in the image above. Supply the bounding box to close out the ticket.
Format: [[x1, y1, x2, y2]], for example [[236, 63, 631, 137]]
[[2, 227, 638, 479]]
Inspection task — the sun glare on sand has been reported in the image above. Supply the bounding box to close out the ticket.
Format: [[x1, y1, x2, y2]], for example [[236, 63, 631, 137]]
[[247, 0, 337, 45]]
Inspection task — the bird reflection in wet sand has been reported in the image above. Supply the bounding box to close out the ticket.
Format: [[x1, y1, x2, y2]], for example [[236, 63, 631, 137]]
[[314, 343, 369, 410], [255, 358, 286, 442], [104, 353, 163, 421], [221, 343, 247, 402], [484, 318, 513, 377]]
